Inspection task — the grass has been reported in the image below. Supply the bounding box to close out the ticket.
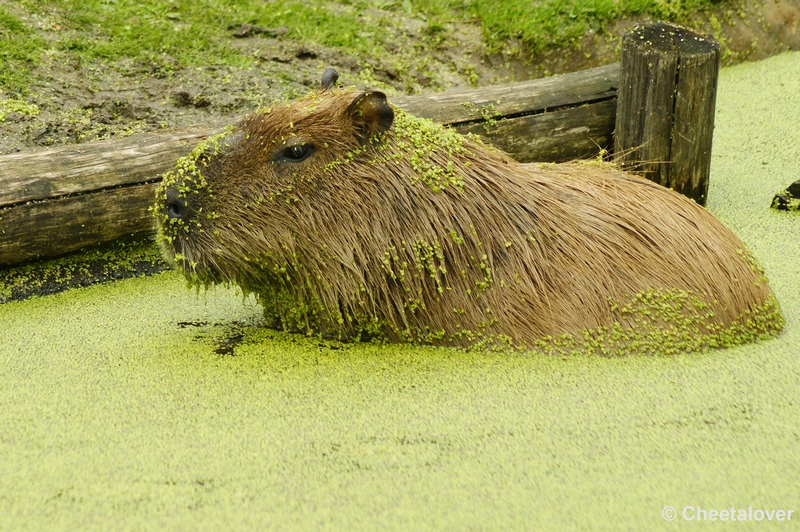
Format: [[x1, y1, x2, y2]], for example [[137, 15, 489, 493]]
[[0, 6, 44, 93], [2, 0, 736, 93], [447, 0, 728, 52]]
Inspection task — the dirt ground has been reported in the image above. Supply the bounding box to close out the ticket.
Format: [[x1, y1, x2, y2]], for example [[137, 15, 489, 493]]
[[1, 0, 799, 156]]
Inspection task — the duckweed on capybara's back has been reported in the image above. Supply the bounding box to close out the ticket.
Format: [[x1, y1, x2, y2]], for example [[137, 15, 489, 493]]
[[153, 74, 783, 353]]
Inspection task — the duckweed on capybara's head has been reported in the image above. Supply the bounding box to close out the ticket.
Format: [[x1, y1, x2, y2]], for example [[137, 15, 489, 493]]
[[153, 69, 783, 353]]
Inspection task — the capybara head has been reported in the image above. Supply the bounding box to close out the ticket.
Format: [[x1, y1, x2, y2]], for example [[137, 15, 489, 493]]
[[155, 69, 783, 353]]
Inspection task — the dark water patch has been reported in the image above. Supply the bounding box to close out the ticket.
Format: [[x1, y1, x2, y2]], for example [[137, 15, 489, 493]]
[[214, 332, 244, 356], [177, 320, 210, 328]]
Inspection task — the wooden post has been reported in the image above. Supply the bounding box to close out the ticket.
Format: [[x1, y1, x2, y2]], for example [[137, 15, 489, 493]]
[[614, 21, 720, 205]]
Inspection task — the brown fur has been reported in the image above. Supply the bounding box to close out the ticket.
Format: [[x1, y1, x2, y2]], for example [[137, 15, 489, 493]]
[[156, 87, 781, 351]]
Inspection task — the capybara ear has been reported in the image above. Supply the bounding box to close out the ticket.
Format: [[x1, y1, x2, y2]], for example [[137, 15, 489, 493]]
[[321, 67, 339, 90], [347, 91, 394, 145]]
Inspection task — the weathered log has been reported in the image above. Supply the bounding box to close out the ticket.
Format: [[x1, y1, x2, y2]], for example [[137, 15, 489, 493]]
[[456, 99, 616, 162], [391, 62, 619, 125], [0, 184, 158, 264], [0, 64, 620, 266], [0, 129, 212, 207], [614, 21, 720, 205]]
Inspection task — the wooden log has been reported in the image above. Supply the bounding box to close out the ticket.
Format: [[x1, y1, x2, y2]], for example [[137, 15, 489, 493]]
[[0, 63, 620, 266], [392, 62, 619, 125], [0, 129, 212, 207], [614, 21, 720, 205], [456, 99, 616, 163], [0, 184, 158, 265]]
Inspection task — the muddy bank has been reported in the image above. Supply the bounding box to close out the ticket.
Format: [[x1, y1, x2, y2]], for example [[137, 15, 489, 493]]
[[1, 0, 798, 155]]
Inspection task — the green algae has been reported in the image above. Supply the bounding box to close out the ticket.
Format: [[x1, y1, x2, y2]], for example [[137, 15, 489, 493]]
[[323, 106, 473, 192], [324, 107, 473, 193], [771, 186, 800, 212], [382, 108, 468, 193], [773, 195, 800, 212], [237, 270, 784, 354], [0, 98, 40, 121], [534, 290, 784, 357], [1, 252, 798, 529], [0, 236, 168, 304], [460, 101, 502, 133]]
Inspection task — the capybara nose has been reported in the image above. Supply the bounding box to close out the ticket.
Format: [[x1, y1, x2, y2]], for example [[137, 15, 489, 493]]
[[166, 198, 189, 220], [165, 189, 191, 221]]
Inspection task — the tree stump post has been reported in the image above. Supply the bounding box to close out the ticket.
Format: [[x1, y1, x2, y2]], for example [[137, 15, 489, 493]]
[[614, 21, 720, 205]]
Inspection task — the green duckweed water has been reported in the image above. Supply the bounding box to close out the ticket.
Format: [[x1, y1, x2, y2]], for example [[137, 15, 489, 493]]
[[1, 52, 799, 530]]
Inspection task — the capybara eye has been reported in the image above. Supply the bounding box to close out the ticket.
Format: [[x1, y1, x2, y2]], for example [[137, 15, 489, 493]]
[[278, 144, 315, 163]]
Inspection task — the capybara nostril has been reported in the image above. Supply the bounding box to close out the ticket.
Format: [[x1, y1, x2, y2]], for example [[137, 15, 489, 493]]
[[166, 197, 189, 220]]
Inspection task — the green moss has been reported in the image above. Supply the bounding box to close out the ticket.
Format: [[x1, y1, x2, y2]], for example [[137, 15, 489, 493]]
[[384, 109, 468, 193], [0, 98, 40, 121], [532, 289, 784, 357], [0, 236, 168, 303]]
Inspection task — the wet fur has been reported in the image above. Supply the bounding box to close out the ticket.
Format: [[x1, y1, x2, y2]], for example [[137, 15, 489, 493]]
[[158, 88, 781, 350]]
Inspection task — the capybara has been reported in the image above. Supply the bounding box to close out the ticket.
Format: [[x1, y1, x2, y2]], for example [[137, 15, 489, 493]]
[[154, 70, 783, 353]]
